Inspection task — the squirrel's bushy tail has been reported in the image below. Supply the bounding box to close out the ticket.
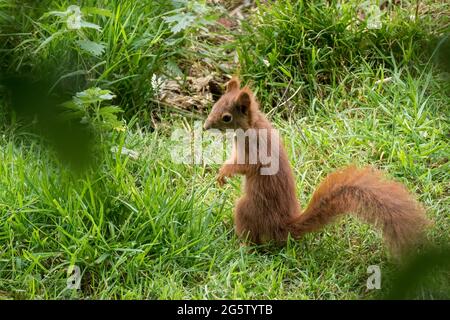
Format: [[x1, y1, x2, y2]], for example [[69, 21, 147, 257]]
[[288, 166, 430, 254]]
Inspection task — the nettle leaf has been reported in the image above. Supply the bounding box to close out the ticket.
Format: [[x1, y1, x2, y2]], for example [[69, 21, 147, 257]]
[[163, 13, 196, 34], [66, 13, 82, 29], [75, 87, 115, 105], [99, 112, 125, 132], [98, 92, 115, 100], [76, 40, 105, 56], [79, 20, 102, 31], [98, 106, 124, 115], [64, 87, 124, 133], [82, 7, 113, 17], [192, 2, 208, 15], [45, 5, 101, 31], [61, 100, 83, 111], [34, 30, 67, 54], [59, 101, 85, 121], [46, 5, 80, 18], [170, 0, 187, 9]]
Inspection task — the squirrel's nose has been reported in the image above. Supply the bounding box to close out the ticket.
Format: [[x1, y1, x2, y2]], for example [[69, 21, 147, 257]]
[[203, 122, 211, 130]]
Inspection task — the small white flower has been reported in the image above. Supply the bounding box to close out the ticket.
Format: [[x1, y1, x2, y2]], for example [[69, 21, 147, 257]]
[[263, 59, 270, 67], [47, 5, 101, 31], [151, 74, 166, 98], [66, 5, 82, 30]]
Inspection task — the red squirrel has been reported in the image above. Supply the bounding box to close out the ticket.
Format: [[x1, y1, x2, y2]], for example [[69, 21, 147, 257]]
[[203, 77, 430, 254]]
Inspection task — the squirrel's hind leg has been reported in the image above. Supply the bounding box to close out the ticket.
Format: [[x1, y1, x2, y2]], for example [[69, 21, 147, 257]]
[[234, 196, 262, 244]]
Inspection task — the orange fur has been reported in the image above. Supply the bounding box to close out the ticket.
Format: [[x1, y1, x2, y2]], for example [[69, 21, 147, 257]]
[[204, 78, 430, 254]]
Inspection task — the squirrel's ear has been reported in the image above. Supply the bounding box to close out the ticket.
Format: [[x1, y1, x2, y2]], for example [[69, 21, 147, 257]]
[[236, 88, 252, 115], [226, 77, 240, 92]]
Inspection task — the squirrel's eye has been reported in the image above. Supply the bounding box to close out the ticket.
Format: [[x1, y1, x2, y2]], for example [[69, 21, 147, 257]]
[[222, 114, 232, 123]]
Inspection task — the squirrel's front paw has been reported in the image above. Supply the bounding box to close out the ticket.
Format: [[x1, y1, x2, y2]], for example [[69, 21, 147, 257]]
[[216, 174, 227, 187]]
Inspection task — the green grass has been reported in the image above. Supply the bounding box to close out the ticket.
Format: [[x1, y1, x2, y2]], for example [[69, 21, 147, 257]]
[[237, 0, 449, 113], [0, 0, 449, 299]]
